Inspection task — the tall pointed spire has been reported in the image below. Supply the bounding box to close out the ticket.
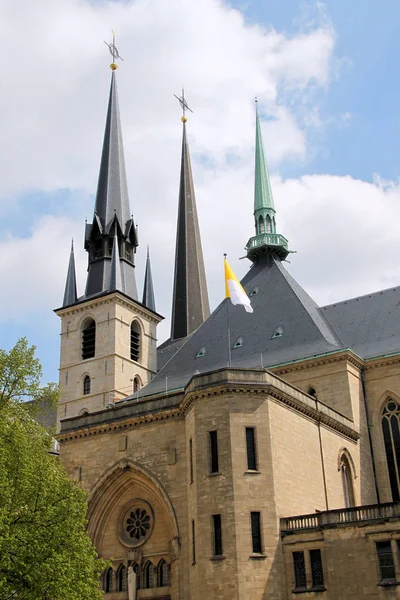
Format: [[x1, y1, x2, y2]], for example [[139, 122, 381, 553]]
[[171, 92, 210, 341], [246, 99, 289, 262], [84, 54, 138, 300], [142, 246, 156, 312], [62, 239, 77, 307], [109, 229, 123, 292]]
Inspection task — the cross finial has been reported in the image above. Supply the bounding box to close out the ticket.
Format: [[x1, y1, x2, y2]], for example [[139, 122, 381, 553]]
[[104, 31, 124, 70], [174, 88, 193, 123]]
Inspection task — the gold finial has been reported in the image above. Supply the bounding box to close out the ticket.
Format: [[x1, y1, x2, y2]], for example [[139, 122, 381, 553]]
[[104, 31, 124, 70], [174, 88, 193, 121]]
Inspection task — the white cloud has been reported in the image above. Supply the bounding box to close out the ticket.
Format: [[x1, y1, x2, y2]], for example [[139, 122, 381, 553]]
[[0, 0, 341, 352]]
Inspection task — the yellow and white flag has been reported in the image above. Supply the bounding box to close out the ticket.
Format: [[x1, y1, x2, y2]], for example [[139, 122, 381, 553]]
[[224, 258, 253, 313]]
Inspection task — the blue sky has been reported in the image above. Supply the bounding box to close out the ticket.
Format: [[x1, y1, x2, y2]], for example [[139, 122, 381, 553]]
[[2, 0, 400, 384]]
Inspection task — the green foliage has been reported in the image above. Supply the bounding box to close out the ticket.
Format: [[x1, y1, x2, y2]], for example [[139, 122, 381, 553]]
[[0, 338, 107, 599]]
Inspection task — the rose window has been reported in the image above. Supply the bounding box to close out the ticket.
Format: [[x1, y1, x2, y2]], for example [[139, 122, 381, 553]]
[[126, 508, 151, 540], [119, 499, 154, 548]]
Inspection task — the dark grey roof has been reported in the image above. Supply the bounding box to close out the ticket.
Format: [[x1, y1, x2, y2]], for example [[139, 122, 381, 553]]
[[62, 240, 77, 307], [141, 255, 342, 398], [170, 121, 210, 341], [157, 336, 188, 371], [93, 71, 131, 234], [142, 247, 156, 312], [321, 285, 400, 359]]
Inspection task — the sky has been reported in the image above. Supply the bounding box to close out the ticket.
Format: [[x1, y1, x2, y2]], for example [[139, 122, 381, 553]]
[[1, 0, 400, 383]]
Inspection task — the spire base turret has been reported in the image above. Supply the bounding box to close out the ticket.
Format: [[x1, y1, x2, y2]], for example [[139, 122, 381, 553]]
[[246, 233, 289, 262]]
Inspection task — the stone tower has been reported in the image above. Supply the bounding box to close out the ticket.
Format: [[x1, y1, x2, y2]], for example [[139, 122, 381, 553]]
[[55, 65, 162, 425]]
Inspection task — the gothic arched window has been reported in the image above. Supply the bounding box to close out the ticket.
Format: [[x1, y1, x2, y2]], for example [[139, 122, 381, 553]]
[[158, 559, 170, 587], [117, 565, 127, 592], [132, 563, 141, 590], [266, 214, 272, 233], [133, 376, 141, 393], [104, 567, 113, 593], [258, 215, 265, 234], [82, 318, 96, 360], [83, 375, 91, 395], [130, 322, 140, 362], [340, 454, 355, 508], [144, 561, 155, 589], [382, 399, 400, 501]]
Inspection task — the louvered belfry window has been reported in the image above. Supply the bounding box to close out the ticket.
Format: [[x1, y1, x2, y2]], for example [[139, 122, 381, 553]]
[[82, 319, 96, 360], [130, 322, 140, 362]]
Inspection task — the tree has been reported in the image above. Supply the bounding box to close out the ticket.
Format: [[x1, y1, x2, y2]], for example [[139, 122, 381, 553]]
[[0, 338, 107, 599]]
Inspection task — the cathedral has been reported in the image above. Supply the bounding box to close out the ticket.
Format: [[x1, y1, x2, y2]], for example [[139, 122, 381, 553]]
[[54, 53, 400, 600]]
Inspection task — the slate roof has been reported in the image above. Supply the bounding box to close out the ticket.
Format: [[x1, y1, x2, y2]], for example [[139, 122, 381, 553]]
[[321, 285, 400, 359], [140, 255, 342, 398]]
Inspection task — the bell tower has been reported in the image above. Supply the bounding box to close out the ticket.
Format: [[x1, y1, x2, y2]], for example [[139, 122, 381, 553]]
[[55, 39, 162, 427]]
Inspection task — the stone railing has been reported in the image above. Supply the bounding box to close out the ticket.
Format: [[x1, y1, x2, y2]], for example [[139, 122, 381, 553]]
[[280, 502, 400, 535]]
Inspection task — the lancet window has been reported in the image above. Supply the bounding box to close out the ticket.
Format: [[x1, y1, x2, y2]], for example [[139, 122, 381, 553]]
[[266, 214, 272, 233], [258, 215, 265, 234], [130, 322, 140, 362], [82, 319, 96, 360], [117, 565, 127, 592], [382, 399, 400, 501], [340, 453, 355, 508]]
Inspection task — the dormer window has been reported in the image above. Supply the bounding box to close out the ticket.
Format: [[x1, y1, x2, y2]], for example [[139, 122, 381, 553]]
[[250, 286, 259, 297], [233, 336, 244, 349], [271, 325, 284, 339], [195, 347, 206, 358]]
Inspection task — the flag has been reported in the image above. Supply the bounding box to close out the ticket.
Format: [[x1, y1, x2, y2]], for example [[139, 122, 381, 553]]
[[224, 258, 253, 313]]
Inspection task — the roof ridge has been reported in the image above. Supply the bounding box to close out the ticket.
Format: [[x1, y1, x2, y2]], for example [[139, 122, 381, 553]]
[[321, 284, 400, 310]]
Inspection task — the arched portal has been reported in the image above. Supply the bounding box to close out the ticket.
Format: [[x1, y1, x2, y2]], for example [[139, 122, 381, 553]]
[[87, 459, 180, 566]]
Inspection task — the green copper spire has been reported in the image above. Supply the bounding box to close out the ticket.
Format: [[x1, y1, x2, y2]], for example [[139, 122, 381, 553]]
[[254, 101, 275, 216], [246, 99, 289, 262]]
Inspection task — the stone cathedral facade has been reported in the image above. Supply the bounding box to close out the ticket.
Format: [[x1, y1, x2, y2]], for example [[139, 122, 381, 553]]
[[55, 62, 400, 600]]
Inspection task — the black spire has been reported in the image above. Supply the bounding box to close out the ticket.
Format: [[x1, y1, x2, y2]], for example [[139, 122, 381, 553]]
[[84, 70, 138, 300], [62, 239, 77, 307], [142, 246, 156, 312], [170, 119, 210, 340]]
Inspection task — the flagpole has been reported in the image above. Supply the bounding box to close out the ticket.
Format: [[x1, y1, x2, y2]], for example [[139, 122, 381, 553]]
[[224, 254, 232, 368]]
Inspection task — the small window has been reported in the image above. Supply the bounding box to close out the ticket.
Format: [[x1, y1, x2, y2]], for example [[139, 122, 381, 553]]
[[376, 541, 396, 582], [191, 520, 196, 565], [310, 549, 324, 588], [246, 427, 257, 471], [159, 559, 169, 587], [144, 562, 154, 589], [195, 347, 206, 358], [293, 551, 306, 589], [133, 376, 141, 393], [104, 567, 113, 593], [271, 325, 284, 339], [83, 375, 91, 395], [251, 512, 262, 554], [82, 319, 96, 360], [189, 438, 194, 483], [212, 514, 223, 556], [209, 431, 219, 473], [249, 286, 259, 296], [130, 322, 140, 362], [117, 565, 127, 592], [233, 336, 244, 349]]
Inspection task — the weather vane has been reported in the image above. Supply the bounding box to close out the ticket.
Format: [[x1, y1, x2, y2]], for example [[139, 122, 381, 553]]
[[174, 88, 193, 122], [104, 31, 124, 70]]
